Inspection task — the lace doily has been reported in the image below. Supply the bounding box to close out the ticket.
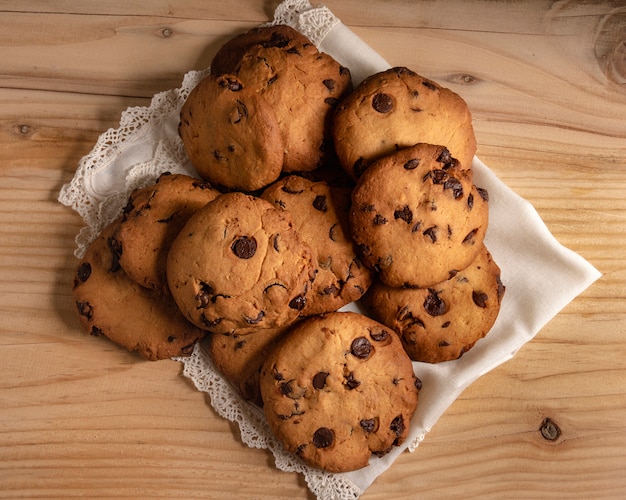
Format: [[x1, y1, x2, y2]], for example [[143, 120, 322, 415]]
[[58, 1, 601, 498]]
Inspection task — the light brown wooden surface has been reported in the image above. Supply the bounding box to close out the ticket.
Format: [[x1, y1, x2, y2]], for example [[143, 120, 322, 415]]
[[1, 1, 625, 498]]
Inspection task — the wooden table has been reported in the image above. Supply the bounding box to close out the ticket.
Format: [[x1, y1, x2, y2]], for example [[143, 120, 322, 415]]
[[2, 1, 625, 498]]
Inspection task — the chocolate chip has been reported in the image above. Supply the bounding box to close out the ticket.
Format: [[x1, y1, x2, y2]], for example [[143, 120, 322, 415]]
[[344, 371, 360, 390], [340, 66, 350, 76], [431, 169, 448, 184], [477, 187, 489, 202], [324, 97, 339, 106], [441, 321, 451, 328], [411, 221, 422, 233], [322, 79, 335, 91], [370, 329, 390, 342], [422, 79, 438, 91], [438, 340, 450, 347], [76, 301, 93, 320], [390, 415, 405, 436], [197, 282, 214, 308], [373, 214, 388, 225], [329, 224, 339, 242], [444, 177, 464, 199], [497, 277, 506, 300], [472, 291, 488, 308], [76, 262, 91, 282], [199, 313, 222, 328], [312, 427, 334, 448], [360, 418, 378, 433], [106, 236, 122, 272], [167, 335, 175, 343], [231, 236, 257, 259], [286, 46, 301, 55], [313, 372, 329, 389], [289, 294, 306, 310], [244, 310, 265, 324], [403, 158, 420, 170], [312, 194, 327, 212], [280, 381, 293, 395], [467, 193, 474, 209], [424, 289, 446, 316], [415, 377, 423, 391], [264, 32, 289, 48], [423, 226, 438, 242], [372, 93, 393, 113], [394, 205, 413, 224], [436, 147, 452, 164], [462, 228, 479, 244], [219, 76, 243, 91], [351, 336, 372, 359]]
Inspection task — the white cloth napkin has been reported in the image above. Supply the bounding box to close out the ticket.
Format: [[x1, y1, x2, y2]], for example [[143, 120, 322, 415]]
[[58, 1, 601, 498]]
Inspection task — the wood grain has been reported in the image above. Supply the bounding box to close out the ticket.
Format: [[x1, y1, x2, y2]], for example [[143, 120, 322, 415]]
[[1, 1, 625, 498]]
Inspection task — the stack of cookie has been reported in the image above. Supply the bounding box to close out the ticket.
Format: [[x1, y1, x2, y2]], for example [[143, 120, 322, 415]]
[[71, 25, 506, 473], [332, 67, 505, 363]]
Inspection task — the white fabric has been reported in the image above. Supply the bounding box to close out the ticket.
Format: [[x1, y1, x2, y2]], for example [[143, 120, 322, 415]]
[[58, 1, 601, 498]]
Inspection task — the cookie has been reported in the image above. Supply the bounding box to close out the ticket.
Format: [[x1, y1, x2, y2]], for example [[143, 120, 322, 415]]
[[205, 324, 293, 406], [233, 42, 352, 172], [179, 73, 283, 191], [211, 24, 317, 76], [261, 175, 373, 316], [259, 311, 420, 473], [333, 66, 476, 179], [350, 143, 489, 288], [166, 192, 315, 335], [72, 219, 206, 360], [113, 173, 220, 292], [362, 244, 505, 363]]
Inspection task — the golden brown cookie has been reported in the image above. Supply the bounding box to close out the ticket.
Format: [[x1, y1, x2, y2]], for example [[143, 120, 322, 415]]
[[178, 73, 283, 191], [211, 24, 317, 76], [259, 311, 421, 473], [113, 173, 220, 292], [350, 143, 489, 288], [333, 66, 476, 179], [362, 244, 505, 363], [166, 192, 315, 335], [233, 42, 352, 172], [205, 324, 294, 406], [72, 219, 206, 360], [261, 175, 373, 315]]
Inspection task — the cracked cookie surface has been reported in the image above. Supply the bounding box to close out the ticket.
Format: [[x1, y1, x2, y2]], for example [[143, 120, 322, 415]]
[[259, 311, 420, 472], [350, 143, 489, 288], [262, 175, 373, 316], [333, 66, 476, 179], [72, 219, 205, 360], [363, 244, 505, 363], [166, 192, 315, 334], [113, 173, 220, 292]]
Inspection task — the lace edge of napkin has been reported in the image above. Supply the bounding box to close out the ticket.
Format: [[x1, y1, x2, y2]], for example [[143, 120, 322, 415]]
[[266, 0, 341, 46]]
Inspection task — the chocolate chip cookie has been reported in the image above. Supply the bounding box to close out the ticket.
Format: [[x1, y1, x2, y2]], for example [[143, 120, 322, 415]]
[[166, 192, 315, 335], [72, 219, 206, 360], [211, 24, 317, 76], [259, 311, 421, 472], [233, 41, 352, 172], [205, 324, 294, 406], [333, 66, 476, 179], [113, 173, 220, 292], [179, 73, 284, 191], [261, 175, 373, 316], [350, 143, 489, 288], [362, 244, 505, 363]]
